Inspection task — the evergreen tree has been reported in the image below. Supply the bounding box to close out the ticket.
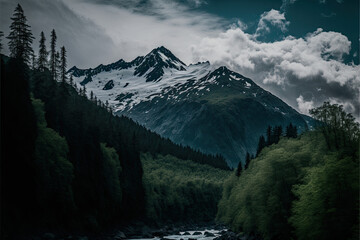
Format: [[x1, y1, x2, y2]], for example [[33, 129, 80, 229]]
[[83, 86, 87, 97], [244, 152, 251, 169], [0, 31, 4, 53], [31, 52, 36, 70], [90, 91, 94, 101], [50, 29, 57, 80], [293, 126, 297, 138], [266, 126, 272, 146], [256, 135, 266, 157], [60, 46, 67, 83], [69, 74, 74, 86], [285, 123, 298, 138], [273, 126, 283, 144], [7, 4, 34, 64], [55, 51, 61, 81], [37, 31, 48, 72], [236, 161, 243, 177]]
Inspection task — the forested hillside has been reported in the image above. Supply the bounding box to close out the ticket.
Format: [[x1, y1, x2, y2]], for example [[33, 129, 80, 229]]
[[217, 103, 359, 240], [0, 55, 228, 237]]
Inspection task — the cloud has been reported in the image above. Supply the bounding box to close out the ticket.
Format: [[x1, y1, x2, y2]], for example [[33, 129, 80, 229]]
[[0, 0, 117, 68], [187, 0, 208, 7], [60, 0, 227, 65], [296, 95, 314, 114], [255, 9, 289, 37], [1, 0, 226, 67], [192, 24, 360, 119]]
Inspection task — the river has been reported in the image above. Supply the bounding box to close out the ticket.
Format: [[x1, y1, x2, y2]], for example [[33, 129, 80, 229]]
[[129, 229, 225, 240]]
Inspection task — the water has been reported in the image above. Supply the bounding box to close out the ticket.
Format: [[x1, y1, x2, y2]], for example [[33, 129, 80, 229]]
[[130, 229, 224, 240]]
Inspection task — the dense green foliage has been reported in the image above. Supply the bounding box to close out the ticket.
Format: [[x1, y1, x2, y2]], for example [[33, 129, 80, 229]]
[[256, 123, 297, 158], [217, 121, 359, 240], [310, 101, 360, 151], [142, 153, 229, 223], [217, 132, 326, 239], [32, 99, 76, 226], [290, 154, 358, 240]]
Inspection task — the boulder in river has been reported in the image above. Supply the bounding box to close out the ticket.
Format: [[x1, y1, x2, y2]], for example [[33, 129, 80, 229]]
[[192, 231, 202, 235], [204, 231, 215, 237]]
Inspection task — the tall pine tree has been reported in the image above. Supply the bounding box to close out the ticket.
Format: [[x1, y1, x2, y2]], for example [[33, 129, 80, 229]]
[[31, 52, 36, 70], [0, 31, 4, 53], [256, 135, 266, 157], [50, 29, 57, 80], [236, 161, 243, 177], [266, 126, 272, 146], [244, 152, 251, 169], [55, 51, 61, 81], [37, 31, 48, 72], [60, 46, 67, 83], [6, 4, 34, 65]]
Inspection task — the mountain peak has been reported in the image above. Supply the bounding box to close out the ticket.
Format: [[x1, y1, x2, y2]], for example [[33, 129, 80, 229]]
[[134, 46, 187, 82], [217, 66, 232, 73]]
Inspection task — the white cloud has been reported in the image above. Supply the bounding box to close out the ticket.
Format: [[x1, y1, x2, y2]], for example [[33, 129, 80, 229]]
[[187, 0, 207, 7], [255, 9, 289, 37], [193, 27, 358, 86], [296, 95, 315, 114], [328, 98, 356, 115], [192, 24, 360, 119]]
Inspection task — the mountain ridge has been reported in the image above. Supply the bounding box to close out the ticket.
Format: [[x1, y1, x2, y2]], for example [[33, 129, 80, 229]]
[[68, 46, 310, 167]]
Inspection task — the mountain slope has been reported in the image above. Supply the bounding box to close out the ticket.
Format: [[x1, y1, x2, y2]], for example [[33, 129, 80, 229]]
[[68, 47, 309, 167]]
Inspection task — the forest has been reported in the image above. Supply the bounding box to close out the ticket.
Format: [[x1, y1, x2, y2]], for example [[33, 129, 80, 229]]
[[1, 4, 359, 240], [142, 153, 229, 223], [217, 103, 359, 240], [0, 4, 230, 238]]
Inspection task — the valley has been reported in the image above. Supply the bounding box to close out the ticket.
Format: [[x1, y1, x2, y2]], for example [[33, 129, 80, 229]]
[[1, 3, 359, 240]]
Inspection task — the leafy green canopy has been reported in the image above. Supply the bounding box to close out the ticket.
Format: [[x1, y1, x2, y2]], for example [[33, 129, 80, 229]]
[[142, 153, 229, 223], [217, 102, 359, 240]]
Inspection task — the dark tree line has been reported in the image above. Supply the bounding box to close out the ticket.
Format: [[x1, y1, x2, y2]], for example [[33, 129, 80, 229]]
[[236, 152, 253, 176], [236, 123, 298, 176], [259, 123, 297, 156]]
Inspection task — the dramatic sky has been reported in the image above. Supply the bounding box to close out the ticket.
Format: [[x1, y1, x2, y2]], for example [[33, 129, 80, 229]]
[[0, 0, 359, 118]]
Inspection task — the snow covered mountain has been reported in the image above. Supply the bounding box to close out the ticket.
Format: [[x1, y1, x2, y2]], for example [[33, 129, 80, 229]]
[[68, 46, 309, 167]]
